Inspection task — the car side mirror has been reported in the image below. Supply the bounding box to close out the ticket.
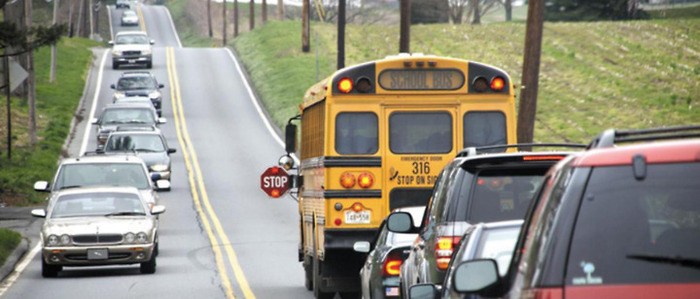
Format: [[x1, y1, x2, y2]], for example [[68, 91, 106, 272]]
[[110, 84, 116, 89], [408, 284, 439, 299], [150, 40, 155, 45], [108, 40, 114, 45], [386, 212, 417, 233], [34, 181, 50, 192], [158, 117, 167, 124], [155, 179, 171, 191], [167, 148, 176, 154], [353, 241, 370, 253], [31, 209, 47, 218], [453, 259, 501, 295], [91, 117, 99, 125], [158, 83, 164, 88], [151, 205, 166, 215]]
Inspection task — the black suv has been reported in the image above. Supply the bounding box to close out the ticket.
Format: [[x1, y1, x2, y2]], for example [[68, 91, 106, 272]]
[[386, 144, 584, 297], [111, 71, 165, 116], [453, 126, 700, 299]]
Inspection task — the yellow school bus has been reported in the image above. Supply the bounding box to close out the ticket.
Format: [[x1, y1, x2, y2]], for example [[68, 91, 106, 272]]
[[280, 54, 516, 298]]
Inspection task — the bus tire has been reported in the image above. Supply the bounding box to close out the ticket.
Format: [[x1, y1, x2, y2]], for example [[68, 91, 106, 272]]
[[304, 254, 313, 290], [313, 241, 334, 299]]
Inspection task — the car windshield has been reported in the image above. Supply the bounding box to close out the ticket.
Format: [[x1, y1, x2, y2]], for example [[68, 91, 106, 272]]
[[101, 108, 155, 124], [474, 225, 521, 275], [566, 163, 700, 286], [116, 76, 156, 90], [50, 192, 146, 218], [115, 34, 149, 45], [53, 163, 151, 190], [105, 134, 165, 152], [455, 168, 547, 223]]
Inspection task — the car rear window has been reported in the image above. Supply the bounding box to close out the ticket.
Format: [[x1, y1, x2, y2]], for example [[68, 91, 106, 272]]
[[566, 163, 700, 286], [452, 167, 547, 223], [54, 163, 150, 190]]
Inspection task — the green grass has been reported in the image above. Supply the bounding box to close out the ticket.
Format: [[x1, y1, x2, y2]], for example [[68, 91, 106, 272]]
[[0, 37, 100, 205], [0, 229, 22, 268], [230, 19, 699, 144]]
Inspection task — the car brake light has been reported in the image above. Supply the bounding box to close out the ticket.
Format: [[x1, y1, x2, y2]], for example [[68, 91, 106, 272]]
[[436, 236, 461, 270], [340, 173, 356, 188], [523, 155, 565, 161], [357, 172, 373, 188], [383, 250, 404, 276]]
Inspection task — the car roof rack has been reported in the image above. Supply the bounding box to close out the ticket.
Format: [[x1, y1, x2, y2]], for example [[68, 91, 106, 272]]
[[587, 125, 700, 149], [457, 143, 587, 157]]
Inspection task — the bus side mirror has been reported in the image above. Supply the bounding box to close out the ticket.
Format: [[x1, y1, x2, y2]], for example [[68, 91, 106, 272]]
[[285, 123, 297, 154]]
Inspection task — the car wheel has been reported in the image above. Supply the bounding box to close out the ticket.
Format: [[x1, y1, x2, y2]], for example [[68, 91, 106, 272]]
[[304, 253, 313, 291], [41, 259, 60, 278], [154, 240, 159, 257], [140, 256, 157, 274]]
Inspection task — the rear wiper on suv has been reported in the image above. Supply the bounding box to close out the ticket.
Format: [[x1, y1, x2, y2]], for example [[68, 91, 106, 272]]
[[627, 253, 700, 269], [104, 211, 147, 217]]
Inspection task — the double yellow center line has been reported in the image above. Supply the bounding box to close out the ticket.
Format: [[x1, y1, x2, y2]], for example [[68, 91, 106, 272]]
[[166, 47, 256, 299]]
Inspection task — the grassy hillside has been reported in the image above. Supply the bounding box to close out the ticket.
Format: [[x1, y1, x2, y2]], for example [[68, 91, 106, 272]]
[[231, 19, 699, 144]]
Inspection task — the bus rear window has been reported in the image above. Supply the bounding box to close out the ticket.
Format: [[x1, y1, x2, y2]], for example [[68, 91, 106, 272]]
[[390, 112, 452, 154], [335, 112, 378, 155], [464, 111, 506, 152]]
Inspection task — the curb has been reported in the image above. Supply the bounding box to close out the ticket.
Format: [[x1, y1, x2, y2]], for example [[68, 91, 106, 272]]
[[0, 238, 29, 282]]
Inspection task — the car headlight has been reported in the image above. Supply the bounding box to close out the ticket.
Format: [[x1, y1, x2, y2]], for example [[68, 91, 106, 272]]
[[60, 234, 71, 245], [136, 232, 148, 244], [142, 49, 152, 55], [114, 92, 126, 99], [47, 234, 59, 246], [150, 164, 169, 172], [112, 50, 123, 56], [124, 232, 136, 244], [148, 91, 160, 99]]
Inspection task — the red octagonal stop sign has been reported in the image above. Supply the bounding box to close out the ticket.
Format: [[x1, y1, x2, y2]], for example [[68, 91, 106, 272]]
[[260, 166, 290, 198]]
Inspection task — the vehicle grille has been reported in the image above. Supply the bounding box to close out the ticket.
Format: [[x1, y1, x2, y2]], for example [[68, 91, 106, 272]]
[[65, 253, 131, 260], [72, 234, 123, 245], [123, 50, 141, 56]]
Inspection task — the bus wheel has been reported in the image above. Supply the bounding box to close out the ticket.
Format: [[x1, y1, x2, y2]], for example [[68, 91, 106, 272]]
[[313, 256, 334, 299], [304, 254, 313, 291]]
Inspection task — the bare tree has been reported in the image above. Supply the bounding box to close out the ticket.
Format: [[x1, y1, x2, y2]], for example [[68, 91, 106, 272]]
[[277, 0, 283, 20], [449, 0, 469, 23]]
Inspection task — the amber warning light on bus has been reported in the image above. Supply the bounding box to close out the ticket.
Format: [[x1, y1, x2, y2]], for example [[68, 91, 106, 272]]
[[260, 166, 290, 198]]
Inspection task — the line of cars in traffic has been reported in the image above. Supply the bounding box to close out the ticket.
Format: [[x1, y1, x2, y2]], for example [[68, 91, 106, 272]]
[[30, 40, 174, 276], [355, 125, 700, 299]]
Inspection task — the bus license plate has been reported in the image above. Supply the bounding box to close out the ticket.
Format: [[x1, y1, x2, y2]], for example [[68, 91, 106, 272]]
[[345, 211, 370, 224]]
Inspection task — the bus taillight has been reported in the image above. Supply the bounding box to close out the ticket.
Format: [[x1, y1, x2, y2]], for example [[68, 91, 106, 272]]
[[338, 77, 353, 93], [357, 173, 374, 188], [491, 77, 505, 91], [340, 172, 356, 188]]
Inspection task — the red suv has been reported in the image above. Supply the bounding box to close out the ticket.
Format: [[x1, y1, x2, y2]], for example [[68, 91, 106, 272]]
[[451, 126, 700, 298]]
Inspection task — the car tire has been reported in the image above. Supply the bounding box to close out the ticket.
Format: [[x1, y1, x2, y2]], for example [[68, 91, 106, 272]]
[[140, 256, 157, 274], [41, 259, 60, 278], [154, 240, 159, 257], [339, 292, 359, 299]]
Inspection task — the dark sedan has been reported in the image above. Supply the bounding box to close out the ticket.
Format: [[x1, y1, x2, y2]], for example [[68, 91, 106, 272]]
[[354, 206, 425, 299]]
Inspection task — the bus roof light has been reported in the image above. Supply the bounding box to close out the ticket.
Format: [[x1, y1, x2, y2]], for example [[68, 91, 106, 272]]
[[403, 61, 412, 67], [338, 77, 354, 93], [356, 78, 372, 93], [416, 61, 425, 67], [473, 77, 489, 92], [428, 61, 436, 67], [491, 77, 505, 91]]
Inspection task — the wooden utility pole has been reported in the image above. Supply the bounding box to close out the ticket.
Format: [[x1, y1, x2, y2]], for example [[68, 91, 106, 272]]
[[277, 0, 283, 20], [234, 0, 238, 37], [76, 0, 83, 37], [4, 57, 10, 159], [301, 0, 309, 52], [208, 0, 213, 37], [337, 0, 345, 69], [399, 0, 410, 53], [517, 0, 545, 143], [26, 0, 37, 146], [50, 0, 59, 82], [249, 0, 254, 30], [262, 0, 267, 23]]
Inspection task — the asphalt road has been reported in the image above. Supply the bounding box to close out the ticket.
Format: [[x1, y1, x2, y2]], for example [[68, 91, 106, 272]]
[[1, 3, 313, 299]]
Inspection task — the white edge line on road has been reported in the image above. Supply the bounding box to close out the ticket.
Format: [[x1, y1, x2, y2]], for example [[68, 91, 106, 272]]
[[223, 48, 300, 165], [0, 244, 41, 297], [79, 51, 109, 156], [107, 5, 114, 40], [163, 6, 183, 48]]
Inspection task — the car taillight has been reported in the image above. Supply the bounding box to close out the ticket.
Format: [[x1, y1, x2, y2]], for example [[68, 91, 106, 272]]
[[436, 236, 461, 270], [383, 250, 404, 276]]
